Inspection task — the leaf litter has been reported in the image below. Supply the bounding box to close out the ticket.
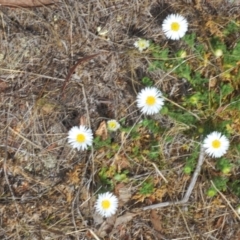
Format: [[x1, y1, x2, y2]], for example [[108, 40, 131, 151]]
[[0, 0, 240, 239]]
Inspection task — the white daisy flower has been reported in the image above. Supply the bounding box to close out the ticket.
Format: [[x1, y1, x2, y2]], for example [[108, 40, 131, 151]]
[[95, 192, 118, 218], [136, 87, 164, 115], [162, 14, 188, 40], [214, 49, 223, 58], [237, 205, 240, 215], [134, 38, 150, 52], [178, 50, 187, 58], [107, 119, 120, 131], [67, 125, 93, 151], [203, 131, 230, 158]]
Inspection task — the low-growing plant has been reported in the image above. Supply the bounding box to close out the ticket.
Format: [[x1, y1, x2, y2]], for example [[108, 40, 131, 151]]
[[216, 158, 232, 174], [99, 166, 129, 191], [139, 180, 155, 196], [183, 144, 200, 174], [207, 176, 229, 197], [93, 17, 240, 202]]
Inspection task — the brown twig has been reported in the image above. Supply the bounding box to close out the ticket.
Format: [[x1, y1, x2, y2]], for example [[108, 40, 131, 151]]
[[0, 0, 58, 7], [60, 53, 101, 99], [9, 127, 43, 150]]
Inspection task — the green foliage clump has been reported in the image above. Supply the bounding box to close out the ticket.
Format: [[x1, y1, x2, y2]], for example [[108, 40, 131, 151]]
[[207, 177, 228, 198], [216, 158, 232, 174], [94, 18, 240, 201], [183, 145, 200, 174], [139, 180, 155, 195]]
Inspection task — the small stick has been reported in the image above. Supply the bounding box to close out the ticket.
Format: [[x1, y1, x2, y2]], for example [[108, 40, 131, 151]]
[[0, 68, 65, 81], [163, 95, 200, 121], [0, 0, 58, 7], [143, 145, 205, 210], [150, 161, 168, 184], [9, 127, 43, 150], [183, 145, 205, 202], [88, 229, 101, 240], [61, 53, 101, 99], [66, 229, 100, 240]]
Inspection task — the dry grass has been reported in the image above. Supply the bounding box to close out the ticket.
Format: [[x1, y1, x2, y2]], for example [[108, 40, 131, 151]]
[[0, 0, 240, 239]]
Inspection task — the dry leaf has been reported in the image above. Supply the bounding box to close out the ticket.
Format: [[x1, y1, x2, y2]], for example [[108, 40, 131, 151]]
[[79, 116, 87, 126], [93, 211, 104, 225], [132, 192, 150, 203], [13, 181, 29, 195], [36, 98, 61, 114], [214, 216, 224, 229], [150, 210, 162, 232], [0, 79, 8, 92], [67, 164, 83, 185], [57, 185, 74, 203], [0, 0, 57, 7], [205, 20, 223, 39], [114, 212, 137, 228], [154, 187, 168, 201], [97, 215, 117, 238], [216, 105, 228, 114], [234, 229, 240, 240], [45, 143, 58, 152], [95, 121, 108, 140], [113, 154, 131, 173], [209, 78, 217, 88], [115, 183, 132, 204], [194, 0, 202, 11]]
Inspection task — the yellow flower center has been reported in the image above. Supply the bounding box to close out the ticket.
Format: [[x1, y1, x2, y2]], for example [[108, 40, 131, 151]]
[[76, 133, 86, 143], [108, 122, 116, 129], [171, 22, 180, 31], [101, 199, 111, 209], [146, 96, 156, 106], [212, 139, 221, 149]]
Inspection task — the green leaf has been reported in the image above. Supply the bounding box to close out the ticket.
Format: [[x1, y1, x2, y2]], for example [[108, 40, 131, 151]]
[[207, 187, 217, 197], [99, 167, 114, 190], [184, 165, 193, 174], [152, 48, 169, 59], [216, 158, 232, 174], [232, 41, 240, 57], [94, 136, 111, 149], [195, 43, 205, 56], [168, 110, 197, 125], [213, 176, 228, 191], [148, 60, 163, 71], [141, 118, 161, 133], [229, 180, 240, 197], [114, 171, 129, 182], [221, 84, 234, 100], [174, 63, 191, 81], [223, 21, 239, 36], [182, 33, 196, 48], [210, 37, 227, 53], [139, 181, 155, 195], [141, 77, 153, 86], [160, 106, 169, 115]]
